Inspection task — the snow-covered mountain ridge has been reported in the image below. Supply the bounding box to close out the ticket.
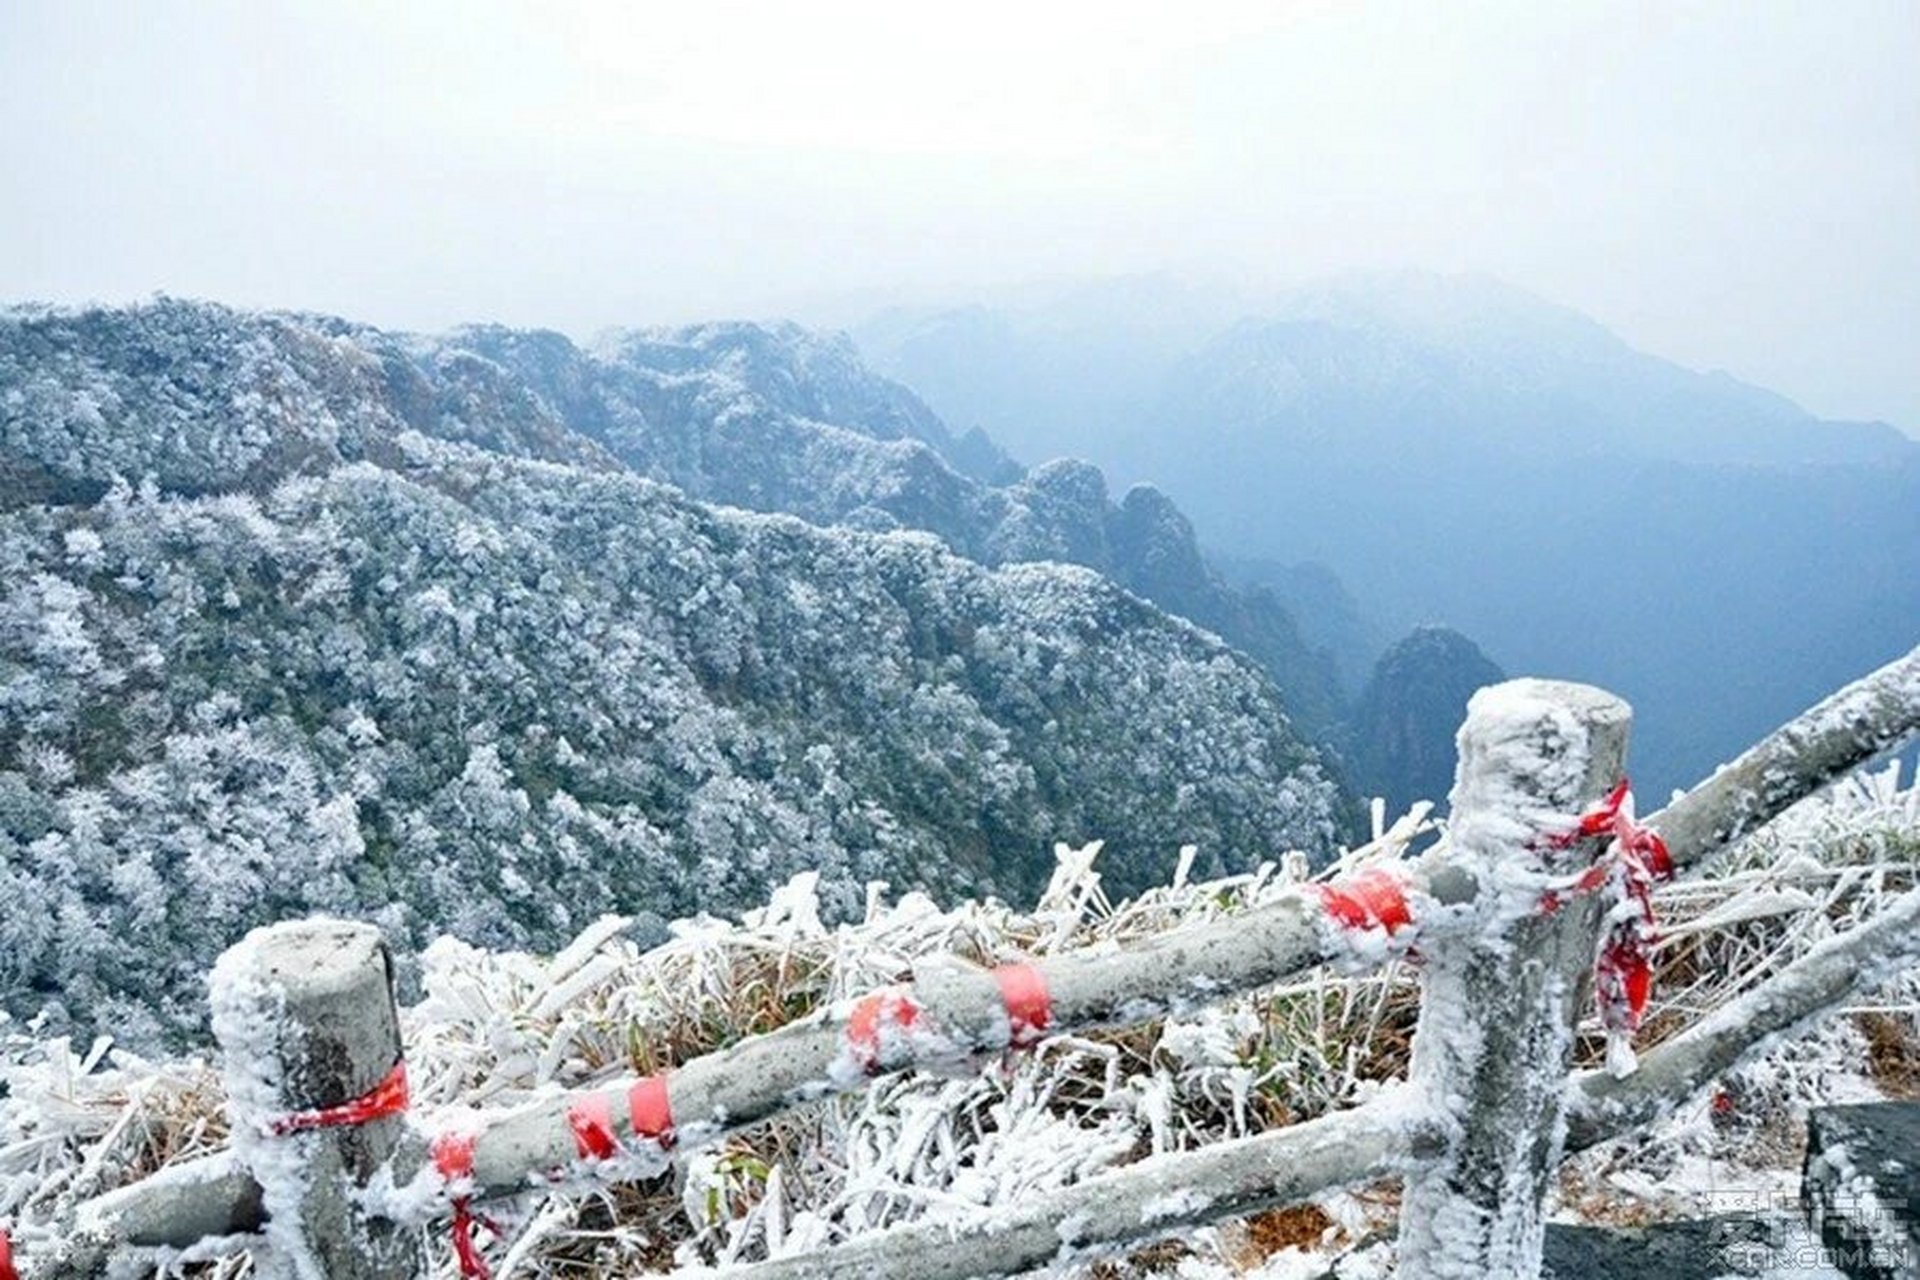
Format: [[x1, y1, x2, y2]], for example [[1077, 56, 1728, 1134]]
[[4, 299, 1355, 736], [0, 299, 1347, 1043]]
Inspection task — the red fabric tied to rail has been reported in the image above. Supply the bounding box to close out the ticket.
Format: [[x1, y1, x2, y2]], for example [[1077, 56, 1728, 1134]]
[[1543, 779, 1673, 1068], [567, 1092, 619, 1161], [1314, 867, 1414, 935], [265, 1059, 410, 1136], [567, 1076, 676, 1162], [431, 1131, 491, 1280], [260, 1058, 491, 1278], [994, 963, 1052, 1049], [627, 1074, 675, 1145], [845, 989, 923, 1074]]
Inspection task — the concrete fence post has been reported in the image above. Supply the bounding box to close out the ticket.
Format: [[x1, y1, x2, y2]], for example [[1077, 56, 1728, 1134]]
[[209, 919, 417, 1279], [1396, 679, 1632, 1279]]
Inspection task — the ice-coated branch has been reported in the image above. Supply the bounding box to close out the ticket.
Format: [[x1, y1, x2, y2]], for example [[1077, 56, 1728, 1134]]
[[714, 864, 1920, 1280], [1651, 642, 1920, 873], [457, 1017, 845, 1194], [36, 894, 1340, 1259], [1565, 880, 1920, 1152], [699, 1093, 1447, 1280], [457, 885, 1338, 1192], [38, 1154, 259, 1280]]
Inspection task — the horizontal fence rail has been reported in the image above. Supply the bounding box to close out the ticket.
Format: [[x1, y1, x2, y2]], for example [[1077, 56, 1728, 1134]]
[[710, 874, 1920, 1280], [698, 1092, 1452, 1280], [21, 642, 1920, 1279]]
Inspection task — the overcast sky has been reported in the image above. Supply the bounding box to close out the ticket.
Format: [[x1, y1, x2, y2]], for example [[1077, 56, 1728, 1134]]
[[3, 0, 1915, 430]]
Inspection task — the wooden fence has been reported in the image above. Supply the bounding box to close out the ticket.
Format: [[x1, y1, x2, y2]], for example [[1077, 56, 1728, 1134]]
[[20, 644, 1920, 1279]]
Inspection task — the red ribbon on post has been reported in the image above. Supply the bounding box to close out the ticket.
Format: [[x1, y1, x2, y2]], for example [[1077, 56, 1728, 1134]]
[[1543, 779, 1673, 1064], [264, 1057, 495, 1276], [0, 1226, 16, 1280], [628, 1073, 676, 1145], [567, 1092, 619, 1161], [436, 1075, 677, 1279], [994, 963, 1052, 1049], [265, 1059, 411, 1136]]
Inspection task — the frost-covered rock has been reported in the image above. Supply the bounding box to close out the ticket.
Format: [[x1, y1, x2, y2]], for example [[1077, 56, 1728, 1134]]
[[1803, 1102, 1920, 1280]]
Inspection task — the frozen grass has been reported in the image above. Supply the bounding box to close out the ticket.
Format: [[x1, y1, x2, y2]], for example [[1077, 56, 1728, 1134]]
[[1, 765, 1915, 1277]]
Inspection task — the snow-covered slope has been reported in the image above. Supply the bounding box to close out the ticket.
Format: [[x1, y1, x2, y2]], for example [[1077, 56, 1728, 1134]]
[[451, 317, 1353, 738], [2, 300, 1353, 741], [0, 301, 1346, 1044]]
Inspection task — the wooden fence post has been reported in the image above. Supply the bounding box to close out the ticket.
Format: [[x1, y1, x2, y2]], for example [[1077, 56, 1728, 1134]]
[[1396, 679, 1631, 1279], [208, 919, 416, 1279]]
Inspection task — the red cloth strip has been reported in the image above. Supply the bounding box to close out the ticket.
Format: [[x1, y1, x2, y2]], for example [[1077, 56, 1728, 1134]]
[[1546, 779, 1634, 848], [0, 1226, 15, 1280], [1546, 779, 1674, 878], [1542, 778, 1674, 1045], [430, 1132, 491, 1280], [430, 1129, 476, 1180], [628, 1073, 675, 1143], [845, 989, 923, 1074], [567, 1091, 619, 1161], [267, 1059, 410, 1136], [994, 963, 1052, 1049], [568, 1078, 672, 1165], [1315, 867, 1414, 935], [447, 1201, 490, 1280]]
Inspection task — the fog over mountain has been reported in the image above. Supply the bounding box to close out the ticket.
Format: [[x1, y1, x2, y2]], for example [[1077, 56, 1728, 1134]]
[[858, 272, 1920, 798]]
